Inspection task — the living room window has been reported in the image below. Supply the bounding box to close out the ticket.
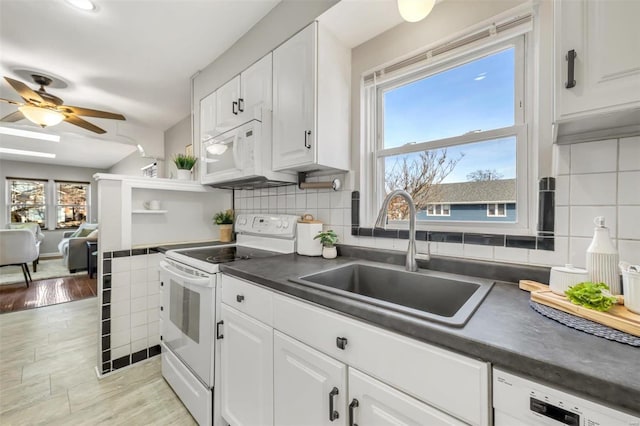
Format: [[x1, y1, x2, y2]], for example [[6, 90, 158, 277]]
[[362, 24, 532, 232], [8, 178, 47, 229], [56, 181, 90, 229]]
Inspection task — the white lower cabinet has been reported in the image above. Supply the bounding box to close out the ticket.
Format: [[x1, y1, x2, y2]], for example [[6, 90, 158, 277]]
[[220, 304, 273, 426], [274, 331, 347, 426]]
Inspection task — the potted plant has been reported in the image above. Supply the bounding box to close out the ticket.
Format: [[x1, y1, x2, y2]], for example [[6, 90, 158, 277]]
[[314, 230, 339, 259], [214, 209, 234, 243], [173, 154, 197, 180]]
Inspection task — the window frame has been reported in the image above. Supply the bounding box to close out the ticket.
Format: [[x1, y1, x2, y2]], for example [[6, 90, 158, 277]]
[[362, 33, 534, 235], [7, 178, 48, 229], [426, 203, 451, 217], [55, 180, 91, 230], [487, 203, 507, 217]]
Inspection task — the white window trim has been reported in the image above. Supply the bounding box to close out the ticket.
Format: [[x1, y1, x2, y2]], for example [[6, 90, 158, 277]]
[[426, 203, 451, 217], [360, 25, 537, 236], [54, 180, 91, 230], [7, 178, 48, 229], [487, 203, 508, 217]]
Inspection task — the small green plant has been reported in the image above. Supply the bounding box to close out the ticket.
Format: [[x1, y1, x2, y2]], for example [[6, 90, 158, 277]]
[[173, 154, 197, 170], [314, 230, 338, 248], [213, 209, 234, 225]]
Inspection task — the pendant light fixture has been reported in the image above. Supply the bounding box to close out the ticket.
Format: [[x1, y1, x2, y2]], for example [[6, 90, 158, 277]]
[[397, 0, 436, 23], [18, 105, 65, 127]]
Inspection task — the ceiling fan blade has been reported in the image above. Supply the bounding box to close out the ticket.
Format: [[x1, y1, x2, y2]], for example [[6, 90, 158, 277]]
[[4, 77, 45, 104], [64, 114, 106, 134], [0, 110, 25, 123], [0, 97, 22, 106], [60, 105, 125, 120]]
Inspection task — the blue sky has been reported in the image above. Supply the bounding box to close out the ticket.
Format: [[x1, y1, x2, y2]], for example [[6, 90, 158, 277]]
[[383, 48, 516, 183]]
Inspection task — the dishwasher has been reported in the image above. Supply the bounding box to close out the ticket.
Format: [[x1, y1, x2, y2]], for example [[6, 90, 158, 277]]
[[493, 368, 639, 426]]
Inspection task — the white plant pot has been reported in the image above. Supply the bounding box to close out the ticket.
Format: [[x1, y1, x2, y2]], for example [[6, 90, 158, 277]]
[[322, 246, 337, 259], [176, 169, 192, 180]]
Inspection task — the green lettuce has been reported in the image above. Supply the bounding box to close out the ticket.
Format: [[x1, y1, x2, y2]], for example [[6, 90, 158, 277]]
[[565, 282, 617, 312]]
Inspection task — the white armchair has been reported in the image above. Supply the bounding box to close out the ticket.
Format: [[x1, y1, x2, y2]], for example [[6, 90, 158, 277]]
[[6, 223, 44, 272], [0, 229, 39, 286], [58, 223, 98, 273]]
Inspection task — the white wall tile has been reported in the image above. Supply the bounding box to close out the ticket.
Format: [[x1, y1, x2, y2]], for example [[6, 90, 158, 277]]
[[555, 144, 571, 175], [131, 268, 147, 285], [147, 281, 159, 296], [317, 193, 330, 208], [316, 209, 331, 224], [570, 173, 617, 205], [392, 238, 408, 251], [147, 268, 159, 283], [131, 296, 147, 313], [130, 255, 147, 270], [618, 171, 640, 205], [555, 176, 570, 206], [147, 308, 159, 324], [619, 240, 640, 265], [112, 285, 130, 303], [131, 338, 147, 353], [568, 237, 592, 268], [570, 139, 617, 174], [111, 301, 129, 318], [529, 237, 568, 267], [111, 330, 130, 348], [569, 206, 617, 238], [147, 253, 162, 267], [148, 333, 161, 346], [555, 206, 569, 236], [306, 192, 318, 209], [131, 282, 147, 300], [111, 257, 131, 273], [111, 344, 131, 360], [111, 271, 130, 288], [269, 196, 277, 212], [619, 136, 640, 171], [131, 311, 146, 328], [463, 244, 494, 260], [147, 321, 160, 338], [147, 294, 160, 309], [295, 193, 306, 210], [618, 206, 640, 239], [111, 314, 130, 332], [330, 209, 344, 226], [131, 325, 147, 342], [277, 195, 286, 210], [494, 246, 529, 264], [331, 191, 345, 208], [286, 195, 295, 210]]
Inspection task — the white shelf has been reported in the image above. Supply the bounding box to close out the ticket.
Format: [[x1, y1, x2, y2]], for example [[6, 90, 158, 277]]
[[93, 173, 215, 192], [132, 210, 168, 214]]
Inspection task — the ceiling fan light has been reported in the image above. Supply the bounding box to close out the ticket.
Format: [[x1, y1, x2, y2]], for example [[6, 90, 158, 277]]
[[65, 0, 96, 11], [397, 0, 436, 23], [18, 105, 65, 127]]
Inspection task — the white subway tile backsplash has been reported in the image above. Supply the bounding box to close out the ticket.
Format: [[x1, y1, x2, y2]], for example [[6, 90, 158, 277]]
[[131, 269, 147, 285], [148, 253, 162, 267], [131, 338, 147, 353], [130, 255, 147, 270], [295, 193, 306, 210], [618, 206, 640, 239], [529, 237, 568, 267], [569, 206, 617, 238], [147, 294, 160, 309], [131, 296, 147, 313], [110, 301, 129, 318], [111, 257, 131, 273], [570, 140, 617, 174], [555, 176, 570, 206], [131, 325, 147, 342], [438, 242, 464, 257], [494, 246, 529, 264], [330, 209, 343, 226], [111, 344, 131, 360], [555, 144, 571, 175], [147, 308, 159, 323], [147, 281, 160, 296], [619, 239, 640, 265], [555, 206, 569, 236], [111, 272, 130, 288], [111, 285, 130, 303], [619, 136, 640, 171], [147, 321, 160, 338], [317, 193, 330, 208], [111, 314, 130, 332], [306, 192, 318, 209], [111, 330, 130, 348], [463, 244, 494, 260], [570, 173, 617, 205], [568, 237, 592, 269], [618, 171, 640, 205], [131, 311, 146, 328], [148, 333, 161, 347]]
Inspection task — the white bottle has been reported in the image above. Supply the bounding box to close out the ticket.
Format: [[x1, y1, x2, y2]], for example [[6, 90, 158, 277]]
[[586, 216, 620, 294]]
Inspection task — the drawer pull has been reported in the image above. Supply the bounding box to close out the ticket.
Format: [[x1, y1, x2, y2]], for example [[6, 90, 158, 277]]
[[349, 399, 359, 426], [565, 49, 577, 89], [236, 294, 245, 303], [216, 320, 224, 339], [336, 337, 348, 350], [329, 387, 339, 421]]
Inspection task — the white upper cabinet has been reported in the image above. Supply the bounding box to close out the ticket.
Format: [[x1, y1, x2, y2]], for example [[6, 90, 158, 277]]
[[273, 21, 350, 172], [240, 53, 273, 119], [555, 0, 640, 131], [200, 91, 216, 143], [216, 75, 241, 130]]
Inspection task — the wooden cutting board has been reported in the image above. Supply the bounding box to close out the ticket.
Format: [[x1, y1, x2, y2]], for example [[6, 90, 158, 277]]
[[519, 280, 640, 337]]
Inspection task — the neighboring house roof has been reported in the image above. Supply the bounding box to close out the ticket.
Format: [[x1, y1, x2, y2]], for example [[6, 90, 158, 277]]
[[429, 179, 516, 204]]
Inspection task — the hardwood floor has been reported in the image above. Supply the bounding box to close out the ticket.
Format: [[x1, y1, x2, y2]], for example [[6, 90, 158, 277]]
[[0, 298, 196, 425], [0, 275, 97, 314]]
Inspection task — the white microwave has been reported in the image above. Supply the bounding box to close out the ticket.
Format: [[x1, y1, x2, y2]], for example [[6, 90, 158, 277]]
[[200, 112, 296, 189]]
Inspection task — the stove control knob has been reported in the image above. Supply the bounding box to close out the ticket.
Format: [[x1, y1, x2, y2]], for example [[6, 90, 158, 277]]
[[282, 220, 289, 229], [275, 220, 283, 228], [238, 218, 247, 225]]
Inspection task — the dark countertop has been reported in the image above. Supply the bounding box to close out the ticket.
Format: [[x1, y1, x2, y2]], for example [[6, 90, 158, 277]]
[[220, 252, 640, 415]]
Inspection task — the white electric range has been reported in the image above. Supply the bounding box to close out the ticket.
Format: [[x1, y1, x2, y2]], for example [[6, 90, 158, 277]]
[[159, 214, 298, 425]]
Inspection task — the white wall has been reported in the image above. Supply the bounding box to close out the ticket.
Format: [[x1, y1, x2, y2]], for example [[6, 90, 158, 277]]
[[163, 115, 191, 179], [0, 159, 106, 254], [108, 152, 165, 178]]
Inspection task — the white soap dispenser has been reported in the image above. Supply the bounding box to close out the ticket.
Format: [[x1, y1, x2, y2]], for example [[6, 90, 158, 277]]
[[586, 216, 620, 294]]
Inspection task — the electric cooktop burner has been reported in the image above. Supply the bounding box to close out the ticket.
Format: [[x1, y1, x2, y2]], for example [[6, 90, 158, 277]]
[[178, 245, 282, 264]]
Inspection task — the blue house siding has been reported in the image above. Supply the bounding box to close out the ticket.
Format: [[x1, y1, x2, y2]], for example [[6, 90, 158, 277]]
[[417, 203, 516, 222]]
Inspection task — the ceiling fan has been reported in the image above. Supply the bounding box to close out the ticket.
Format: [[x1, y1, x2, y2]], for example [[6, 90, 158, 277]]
[[0, 74, 125, 134]]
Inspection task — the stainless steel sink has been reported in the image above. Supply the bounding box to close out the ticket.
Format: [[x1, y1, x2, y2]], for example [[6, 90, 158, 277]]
[[291, 262, 494, 326]]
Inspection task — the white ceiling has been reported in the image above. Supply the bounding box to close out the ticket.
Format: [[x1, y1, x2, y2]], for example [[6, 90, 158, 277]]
[[0, 0, 280, 168]]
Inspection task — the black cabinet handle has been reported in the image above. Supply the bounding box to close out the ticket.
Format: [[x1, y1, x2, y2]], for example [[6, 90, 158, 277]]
[[236, 294, 245, 303], [238, 98, 244, 112], [336, 337, 348, 350], [349, 399, 359, 426], [565, 49, 577, 89], [160, 306, 163, 311], [232, 101, 238, 115], [216, 320, 224, 339], [304, 130, 311, 149], [329, 387, 339, 421], [160, 281, 163, 287]]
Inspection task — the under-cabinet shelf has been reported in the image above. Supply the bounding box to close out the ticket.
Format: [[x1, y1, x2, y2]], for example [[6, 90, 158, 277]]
[[132, 210, 168, 214]]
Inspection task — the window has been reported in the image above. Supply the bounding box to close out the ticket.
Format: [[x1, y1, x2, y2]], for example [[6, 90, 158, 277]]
[[487, 203, 507, 217], [426, 204, 450, 216], [365, 31, 530, 231], [8, 179, 47, 228], [56, 182, 89, 229]]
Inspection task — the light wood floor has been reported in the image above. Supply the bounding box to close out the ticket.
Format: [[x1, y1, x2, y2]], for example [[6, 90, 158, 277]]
[[0, 298, 197, 425]]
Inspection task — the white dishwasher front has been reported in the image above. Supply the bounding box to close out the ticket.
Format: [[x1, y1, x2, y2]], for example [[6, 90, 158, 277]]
[[493, 368, 639, 426]]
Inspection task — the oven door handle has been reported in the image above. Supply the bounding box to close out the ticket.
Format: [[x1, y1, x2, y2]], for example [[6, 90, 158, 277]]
[[159, 261, 212, 286]]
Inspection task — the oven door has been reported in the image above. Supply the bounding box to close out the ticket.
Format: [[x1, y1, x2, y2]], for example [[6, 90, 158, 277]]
[[159, 259, 215, 387]]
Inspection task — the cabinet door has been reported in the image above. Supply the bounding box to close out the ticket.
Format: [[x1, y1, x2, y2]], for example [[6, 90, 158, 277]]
[[220, 304, 273, 426], [240, 53, 272, 116], [274, 331, 347, 426], [200, 91, 216, 143], [216, 76, 241, 128], [348, 368, 466, 426], [556, 0, 640, 119], [272, 23, 316, 171]]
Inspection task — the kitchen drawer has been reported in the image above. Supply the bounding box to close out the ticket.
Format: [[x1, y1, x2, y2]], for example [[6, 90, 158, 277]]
[[273, 294, 490, 426], [221, 274, 273, 326]]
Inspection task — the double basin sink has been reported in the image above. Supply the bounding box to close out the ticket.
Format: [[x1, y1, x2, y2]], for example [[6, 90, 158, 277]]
[[290, 262, 494, 327]]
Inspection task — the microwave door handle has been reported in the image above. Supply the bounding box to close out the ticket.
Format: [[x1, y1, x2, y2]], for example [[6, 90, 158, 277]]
[[159, 261, 211, 286], [231, 131, 241, 170]]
